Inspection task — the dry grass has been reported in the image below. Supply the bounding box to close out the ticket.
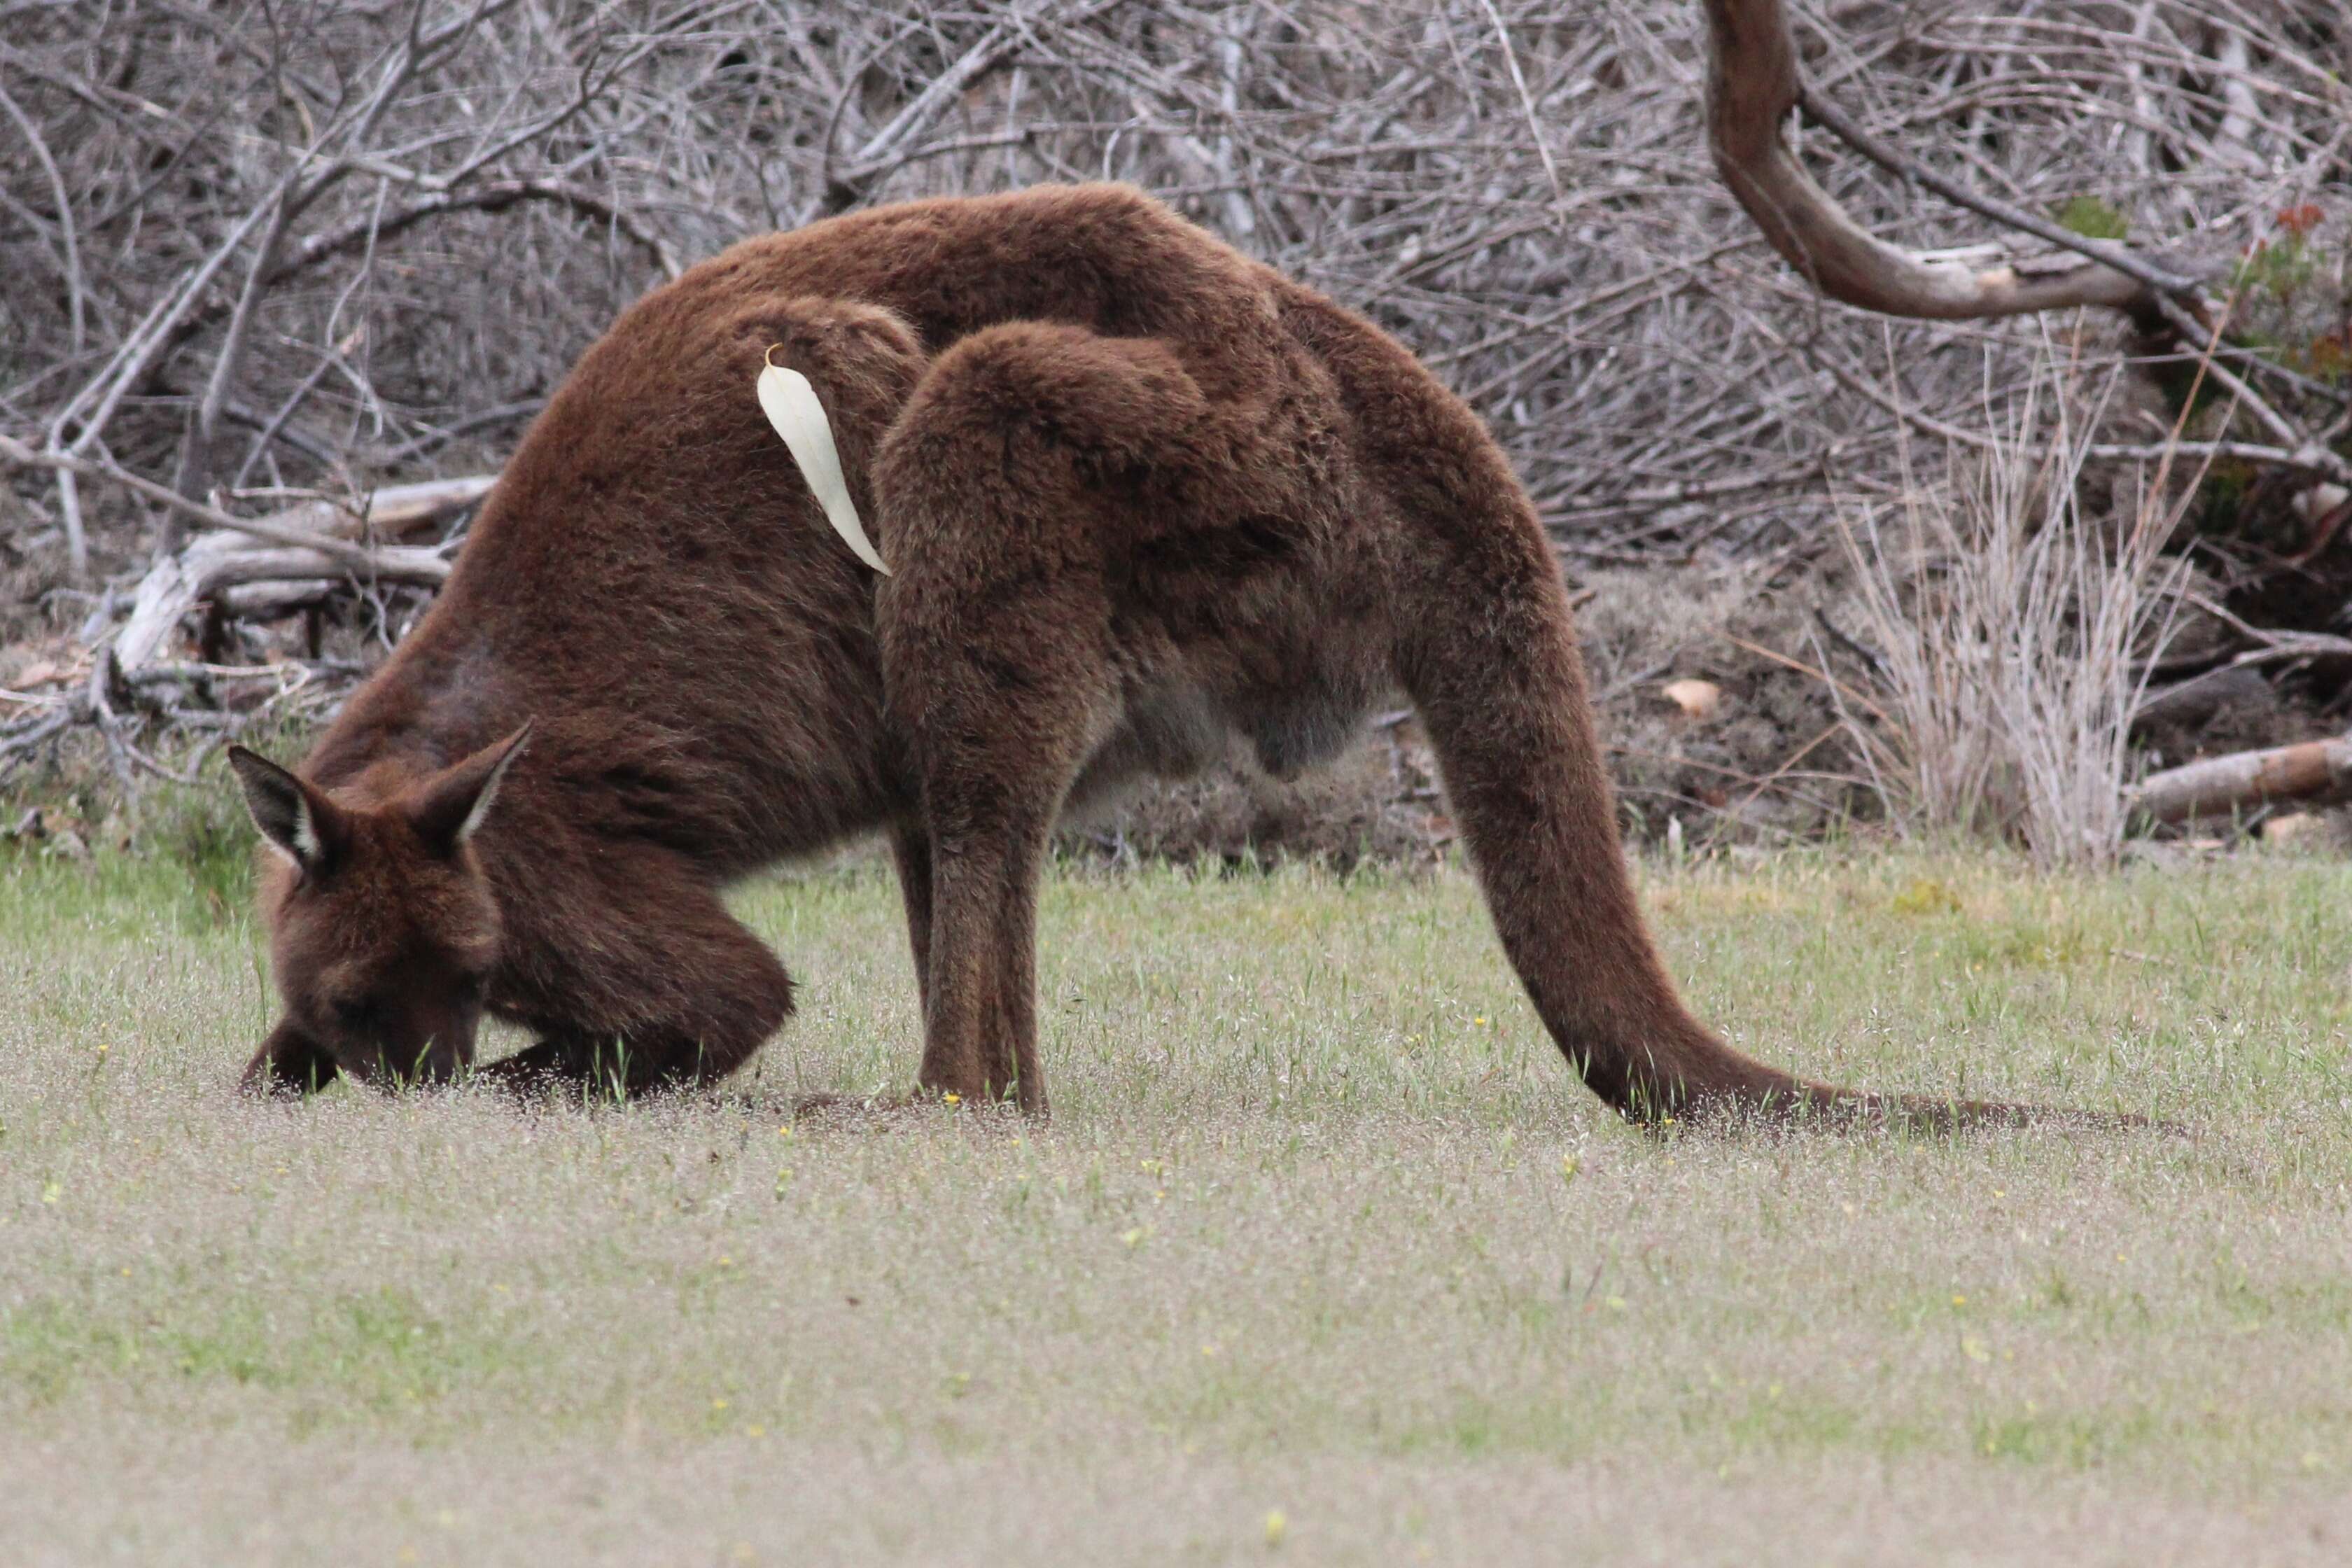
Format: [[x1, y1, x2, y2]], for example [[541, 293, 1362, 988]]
[[4, 847, 2351, 1564], [1830, 349, 2188, 867]]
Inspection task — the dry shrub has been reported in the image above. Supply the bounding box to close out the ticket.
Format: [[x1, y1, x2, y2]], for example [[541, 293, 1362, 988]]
[[1828, 344, 2191, 867], [4, 1, 2344, 580]]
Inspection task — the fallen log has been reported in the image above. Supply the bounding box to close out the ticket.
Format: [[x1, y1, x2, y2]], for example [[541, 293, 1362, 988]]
[[111, 475, 494, 670], [2131, 732, 2352, 825]]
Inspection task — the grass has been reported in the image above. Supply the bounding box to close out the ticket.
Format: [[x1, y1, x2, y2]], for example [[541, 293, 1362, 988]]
[[3, 844, 2350, 1564]]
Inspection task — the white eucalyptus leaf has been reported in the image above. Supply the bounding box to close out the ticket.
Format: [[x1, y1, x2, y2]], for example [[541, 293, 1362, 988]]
[[756, 360, 890, 576]]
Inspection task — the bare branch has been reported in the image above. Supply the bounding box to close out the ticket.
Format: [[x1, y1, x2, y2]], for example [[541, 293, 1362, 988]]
[[1702, 0, 2176, 321], [0, 433, 451, 568], [0, 76, 83, 354], [5, 0, 2344, 596]]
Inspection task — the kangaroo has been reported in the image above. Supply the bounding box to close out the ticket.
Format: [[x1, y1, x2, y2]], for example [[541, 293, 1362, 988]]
[[225, 183, 2043, 1126]]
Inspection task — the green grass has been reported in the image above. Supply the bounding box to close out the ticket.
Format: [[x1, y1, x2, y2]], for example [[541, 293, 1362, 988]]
[[3, 846, 2350, 1564]]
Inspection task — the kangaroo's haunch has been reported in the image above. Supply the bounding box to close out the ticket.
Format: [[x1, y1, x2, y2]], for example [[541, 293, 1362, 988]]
[[227, 183, 2059, 1126]]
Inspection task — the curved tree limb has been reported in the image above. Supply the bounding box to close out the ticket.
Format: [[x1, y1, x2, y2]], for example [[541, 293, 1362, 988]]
[[1701, 0, 2190, 321], [1788, 85, 2208, 304], [1700, 0, 2352, 497]]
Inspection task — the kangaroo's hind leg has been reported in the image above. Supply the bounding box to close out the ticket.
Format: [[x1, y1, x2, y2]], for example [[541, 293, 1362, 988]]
[[872, 322, 1216, 1114]]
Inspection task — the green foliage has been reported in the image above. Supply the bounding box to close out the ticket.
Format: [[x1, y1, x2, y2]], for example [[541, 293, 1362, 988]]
[[2052, 195, 2130, 242], [136, 764, 262, 923], [2224, 208, 2346, 388], [2232, 231, 2322, 302], [2159, 205, 2347, 533]]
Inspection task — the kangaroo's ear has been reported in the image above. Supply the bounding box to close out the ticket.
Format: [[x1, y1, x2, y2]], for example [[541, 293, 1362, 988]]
[[404, 720, 533, 858], [227, 747, 349, 877]]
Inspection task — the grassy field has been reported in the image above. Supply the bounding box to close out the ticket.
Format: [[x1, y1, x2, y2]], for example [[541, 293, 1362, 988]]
[[4, 843, 2349, 1565]]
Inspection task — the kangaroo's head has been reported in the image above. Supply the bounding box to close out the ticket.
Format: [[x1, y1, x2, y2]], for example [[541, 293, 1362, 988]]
[[226, 726, 531, 1093]]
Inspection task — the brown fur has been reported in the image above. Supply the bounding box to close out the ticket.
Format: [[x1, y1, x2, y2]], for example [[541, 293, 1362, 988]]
[[227, 184, 2042, 1126]]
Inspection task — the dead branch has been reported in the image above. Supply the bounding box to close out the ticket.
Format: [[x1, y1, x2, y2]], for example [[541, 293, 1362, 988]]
[[3, 435, 381, 564], [2186, 592, 2352, 667], [267, 178, 687, 288], [0, 433, 429, 568], [108, 475, 493, 670], [1701, 0, 2178, 320], [0, 76, 83, 355], [2129, 666, 2274, 736], [1700, 0, 2352, 622], [2132, 732, 2352, 824], [8, 0, 2341, 581]]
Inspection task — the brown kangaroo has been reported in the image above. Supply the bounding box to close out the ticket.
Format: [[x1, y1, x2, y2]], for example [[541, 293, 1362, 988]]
[[225, 183, 2040, 1125]]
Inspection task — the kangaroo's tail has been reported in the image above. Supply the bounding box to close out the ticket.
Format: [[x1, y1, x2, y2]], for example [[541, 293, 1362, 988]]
[[1363, 344, 2125, 1130], [1391, 517, 1829, 1124]]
